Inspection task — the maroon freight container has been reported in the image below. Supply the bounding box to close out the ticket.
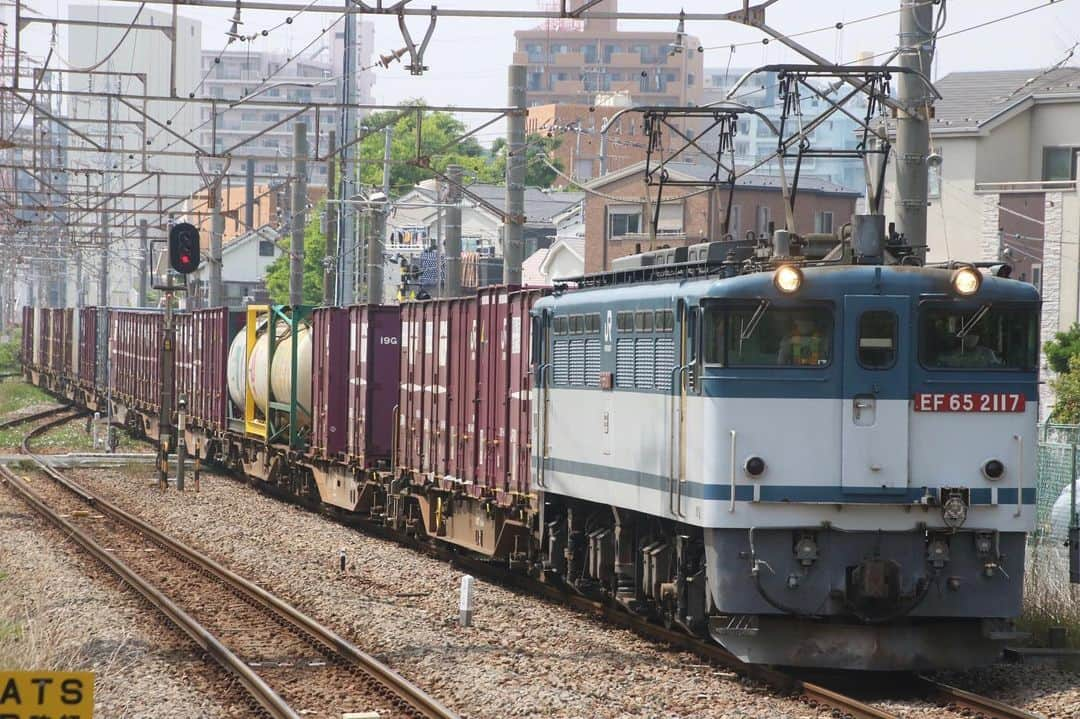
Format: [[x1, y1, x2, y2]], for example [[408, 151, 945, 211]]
[[172, 308, 230, 430], [78, 307, 97, 387], [110, 310, 163, 411], [445, 297, 478, 483], [475, 286, 511, 489], [312, 306, 350, 458], [21, 306, 33, 367], [397, 303, 425, 471], [417, 301, 443, 474], [508, 289, 545, 495], [61, 308, 74, 378], [343, 305, 401, 467]]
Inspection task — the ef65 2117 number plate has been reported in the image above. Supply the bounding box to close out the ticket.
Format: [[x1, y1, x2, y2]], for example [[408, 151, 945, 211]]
[[913, 393, 1026, 413]]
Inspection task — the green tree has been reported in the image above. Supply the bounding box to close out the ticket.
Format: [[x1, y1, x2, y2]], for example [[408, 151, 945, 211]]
[[489, 133, 565, 188], [1050, 355, 1080, 423], [1045, 324, 1080, 374], [357, 103, 490, 192], [265, 203, 327, 305]]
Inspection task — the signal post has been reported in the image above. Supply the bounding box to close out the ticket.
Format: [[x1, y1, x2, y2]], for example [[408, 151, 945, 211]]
[[154, 223, 200, 490]]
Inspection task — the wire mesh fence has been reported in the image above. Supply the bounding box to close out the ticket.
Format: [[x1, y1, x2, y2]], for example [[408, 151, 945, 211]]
[[1029, 426, 1080, 643], [1036, 424, 1080, 542]]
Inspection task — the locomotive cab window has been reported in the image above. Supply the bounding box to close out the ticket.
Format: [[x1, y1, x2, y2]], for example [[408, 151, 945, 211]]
[[858, 311, 898, 369], [920, 304, 1038, 371], [703, 304, 833, 367]]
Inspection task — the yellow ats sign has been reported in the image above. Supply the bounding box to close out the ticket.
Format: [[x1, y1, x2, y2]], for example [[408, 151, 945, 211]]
[[0, 671, 93, 719]]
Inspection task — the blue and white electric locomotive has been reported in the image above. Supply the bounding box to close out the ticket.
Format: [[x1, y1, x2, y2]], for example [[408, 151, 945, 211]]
[[531, 223, 1039, 671]]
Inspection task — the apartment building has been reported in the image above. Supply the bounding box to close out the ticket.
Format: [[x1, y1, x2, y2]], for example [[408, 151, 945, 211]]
[[198, 22, 375, 184], [513, 0, 703, 108]]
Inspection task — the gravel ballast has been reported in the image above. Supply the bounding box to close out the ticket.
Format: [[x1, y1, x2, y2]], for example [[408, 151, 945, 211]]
[[68, 465, 831, 719], [56, 462, 1080, 719], [0, 481, 249, 718]]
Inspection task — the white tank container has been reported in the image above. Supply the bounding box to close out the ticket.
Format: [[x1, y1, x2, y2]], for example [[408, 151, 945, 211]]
[[231, 320, 312, 426], [226, 331, 247, 410], [271, 326, 312, 424]]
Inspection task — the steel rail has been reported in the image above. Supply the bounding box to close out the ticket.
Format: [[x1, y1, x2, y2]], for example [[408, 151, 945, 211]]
[[18, 414, 457, 719], [314, 504, 899, 719], [0, 463, 299, 719], [916, 677, 1045, 719], [0, 403, 73, 430]]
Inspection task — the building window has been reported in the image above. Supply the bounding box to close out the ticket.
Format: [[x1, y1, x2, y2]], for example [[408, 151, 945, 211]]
[[608, 209, 641, 237], [687, 73, 695, 87], [814, 211, 834, 234], [259, 240, 275, 256], [1043, 146, 1077, 181], [1031, 263, 1043, 294], [583, 44, 598, 64]]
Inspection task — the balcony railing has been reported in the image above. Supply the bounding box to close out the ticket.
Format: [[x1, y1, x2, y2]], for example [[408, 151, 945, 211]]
[[975, 180, 1078, 194]]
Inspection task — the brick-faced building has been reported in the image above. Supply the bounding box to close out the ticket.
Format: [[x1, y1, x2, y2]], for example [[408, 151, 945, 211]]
[[582, 161, 862, 272]]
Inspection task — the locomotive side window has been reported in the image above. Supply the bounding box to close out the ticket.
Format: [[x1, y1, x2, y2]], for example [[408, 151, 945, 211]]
[[635, 311, 653, 331], [920, 304, 1038, 371], [703, 310, 724, 364], [702, 306, 832, 367], [858, 311, 898, 369]]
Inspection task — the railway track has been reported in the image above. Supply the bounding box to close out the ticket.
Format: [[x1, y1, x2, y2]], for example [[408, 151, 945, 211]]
[[0, 411, 457, 719], [915, 677, 1045, 719], [2, 404, 1046, 719], [320, 504, 1046, 719]]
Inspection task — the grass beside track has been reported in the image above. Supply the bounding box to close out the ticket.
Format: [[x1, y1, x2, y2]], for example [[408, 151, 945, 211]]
[[0, 381, 50, 415], [1019, 539, 1080, 648]]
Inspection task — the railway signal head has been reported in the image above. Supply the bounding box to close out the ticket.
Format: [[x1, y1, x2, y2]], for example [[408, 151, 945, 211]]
[[169, 222, 201, 274]]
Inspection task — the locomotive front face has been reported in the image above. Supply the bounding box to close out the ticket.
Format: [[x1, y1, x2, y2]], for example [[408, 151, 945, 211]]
[[695, 266, 1040, 670]]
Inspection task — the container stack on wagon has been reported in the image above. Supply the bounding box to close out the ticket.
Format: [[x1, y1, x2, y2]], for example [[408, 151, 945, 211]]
[[396, 287, 545, 498], [22, 287, 546, 560]]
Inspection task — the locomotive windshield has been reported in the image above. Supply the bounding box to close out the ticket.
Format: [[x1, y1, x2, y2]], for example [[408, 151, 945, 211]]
[[920, 304, 1038, 371], [703, 306, 833, 367]]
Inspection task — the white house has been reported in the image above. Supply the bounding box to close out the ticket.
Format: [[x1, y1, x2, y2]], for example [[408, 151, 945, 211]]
[[387, 180, 585, 259], [188, 224, 284, 306], [885, 67, 1080, 416]]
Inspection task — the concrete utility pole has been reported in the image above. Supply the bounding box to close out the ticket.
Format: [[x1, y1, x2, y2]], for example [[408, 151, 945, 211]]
[[324, 130, 337, 306], [504, 64, 527, 285], [209, 189, 225, 307], [337, 3, 357, 306], [290, 122, 308, 306], [98, 208, 109, 306], [74, 249, 83, 308], [894, 0, 936, 261], [245, 158, 256, 230], [368, 125, 392, 304], [445, 164, 463, 297], [138, 219, 149, 307]]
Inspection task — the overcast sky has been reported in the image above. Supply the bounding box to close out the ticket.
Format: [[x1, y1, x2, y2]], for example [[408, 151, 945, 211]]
[[14, 0, 1080, 143]]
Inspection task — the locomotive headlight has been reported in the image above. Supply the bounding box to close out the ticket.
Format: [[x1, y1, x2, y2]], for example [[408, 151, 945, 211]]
[[951, 266, 982, 296], [774, 265, 803, 294]]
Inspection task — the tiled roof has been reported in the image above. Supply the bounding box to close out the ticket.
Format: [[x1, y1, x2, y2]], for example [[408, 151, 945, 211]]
[[931, 68, 1080, 132]]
